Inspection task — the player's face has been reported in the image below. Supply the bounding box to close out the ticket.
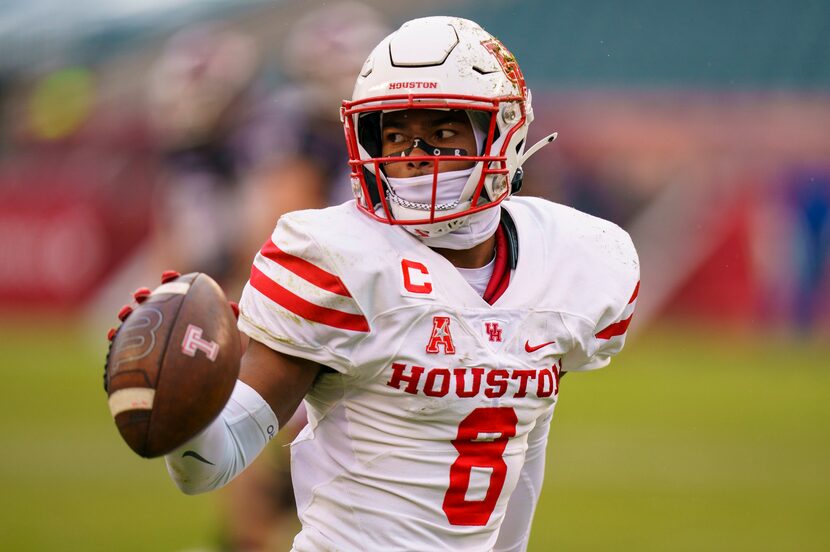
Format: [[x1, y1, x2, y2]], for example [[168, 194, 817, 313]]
[[381, 109, 477, 178]]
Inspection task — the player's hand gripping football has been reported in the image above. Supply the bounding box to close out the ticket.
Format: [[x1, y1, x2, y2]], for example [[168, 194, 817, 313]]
[[103, 270, 242, 458]]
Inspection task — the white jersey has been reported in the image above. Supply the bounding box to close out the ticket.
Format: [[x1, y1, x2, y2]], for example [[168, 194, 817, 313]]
[[238, 197, 640, 552]]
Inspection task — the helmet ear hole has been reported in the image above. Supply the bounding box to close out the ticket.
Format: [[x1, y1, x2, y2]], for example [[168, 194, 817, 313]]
[[362, 166, 384, 208], [510, 166, 524, 194], [515, 139, 525, 154], [357, 112, 382, 157]]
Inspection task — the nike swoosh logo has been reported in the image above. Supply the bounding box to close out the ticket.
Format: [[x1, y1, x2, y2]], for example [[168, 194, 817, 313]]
[[182, 450, 214, 465], [525, 340, 556, 353]]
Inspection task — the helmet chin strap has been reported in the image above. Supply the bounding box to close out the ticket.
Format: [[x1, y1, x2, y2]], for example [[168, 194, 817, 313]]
[[414, 206, 501, 250], [519, 132, 558, 165], [386, 167, 499, 250]]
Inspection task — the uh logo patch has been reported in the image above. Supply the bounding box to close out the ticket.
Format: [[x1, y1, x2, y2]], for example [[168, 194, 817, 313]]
[[484, 321, 503, 343]]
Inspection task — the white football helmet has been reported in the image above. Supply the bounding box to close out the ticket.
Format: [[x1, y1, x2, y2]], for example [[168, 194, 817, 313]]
[[341, 16, 556, 235]]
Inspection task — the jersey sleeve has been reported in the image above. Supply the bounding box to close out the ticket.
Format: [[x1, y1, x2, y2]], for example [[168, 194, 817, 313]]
[[562, 229, 640, 373], [237, 214, 370, 374]]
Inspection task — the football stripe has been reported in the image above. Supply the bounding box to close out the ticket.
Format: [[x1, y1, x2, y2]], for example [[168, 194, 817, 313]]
[[595, 314, 634, 340], [260, 239, 352, 297], [250, 265, 369, 332], [151, 282, 190, 296], [108, 388, 155, 417]]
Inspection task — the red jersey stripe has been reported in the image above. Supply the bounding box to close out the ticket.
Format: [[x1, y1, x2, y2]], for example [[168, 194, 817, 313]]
[[628, 281, 640, 304], [250, 265, 369, 332], [260, 239, 352, 298], [595, 314, 633, 340]]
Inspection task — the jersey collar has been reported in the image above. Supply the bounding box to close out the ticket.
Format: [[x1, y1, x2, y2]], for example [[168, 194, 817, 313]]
[[500, 207, 519, 270], [482, 209, 519, 304]]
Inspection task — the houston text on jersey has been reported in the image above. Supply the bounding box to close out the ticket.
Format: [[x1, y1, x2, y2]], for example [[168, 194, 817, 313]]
[[387, 362, 560, 399]]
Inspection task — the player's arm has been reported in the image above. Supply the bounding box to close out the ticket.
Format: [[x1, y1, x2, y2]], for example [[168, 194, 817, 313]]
[[164, 339, 319, 495], [166, 211, 368, 494], [239, 339, 320, 427]]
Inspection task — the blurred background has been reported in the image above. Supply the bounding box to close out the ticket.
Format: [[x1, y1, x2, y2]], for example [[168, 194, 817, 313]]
[[1, 0, 828, 550]]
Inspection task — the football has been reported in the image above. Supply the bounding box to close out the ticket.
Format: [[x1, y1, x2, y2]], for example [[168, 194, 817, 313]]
[[105, 272, 241, 458]]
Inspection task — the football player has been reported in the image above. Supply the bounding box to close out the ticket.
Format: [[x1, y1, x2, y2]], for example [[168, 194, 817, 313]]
[[164, 16, 640, 551]]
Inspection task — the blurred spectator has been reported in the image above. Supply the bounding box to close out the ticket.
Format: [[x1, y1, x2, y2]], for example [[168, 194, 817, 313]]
[[789, 170, 830, 332], [147, 24, 302, 551], [146, 6, 389, 549], [147, 24, 291, 294], [268, 0, 390, 208], [228, 5, 389, 549]]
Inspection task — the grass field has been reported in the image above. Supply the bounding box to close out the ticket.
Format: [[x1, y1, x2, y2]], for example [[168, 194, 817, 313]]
[[1, 321, 828, 551]]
